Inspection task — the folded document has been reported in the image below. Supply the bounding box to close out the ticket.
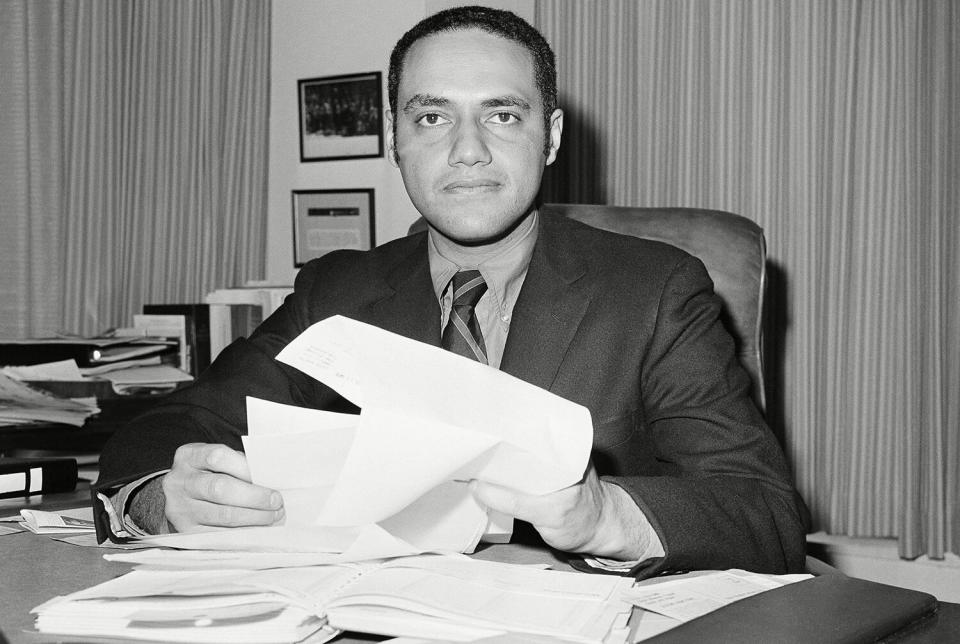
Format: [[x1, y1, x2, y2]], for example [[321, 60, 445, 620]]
[[142, 315, 593, 557]]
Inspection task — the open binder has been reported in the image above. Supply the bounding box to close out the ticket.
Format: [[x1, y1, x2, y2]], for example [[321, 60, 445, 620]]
[[33, 555, 633, 643]]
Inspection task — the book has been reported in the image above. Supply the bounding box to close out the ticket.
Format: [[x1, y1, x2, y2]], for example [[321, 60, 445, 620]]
[[143, 303, 212, 376], [204, 286, 292, 359], [32, 555, 634, 643], [0, 457, 78, 499]]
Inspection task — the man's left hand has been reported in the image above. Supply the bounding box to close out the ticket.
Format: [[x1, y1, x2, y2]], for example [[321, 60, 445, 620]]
[[469, 461, 648, 560]]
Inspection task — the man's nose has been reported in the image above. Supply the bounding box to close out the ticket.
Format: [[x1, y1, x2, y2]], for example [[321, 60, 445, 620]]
[[448, 121, 492, 166]]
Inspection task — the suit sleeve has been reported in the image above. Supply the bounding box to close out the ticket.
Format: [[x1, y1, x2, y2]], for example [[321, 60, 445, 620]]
[[94, 259, 348, 492], [605, 254, 808, 578]]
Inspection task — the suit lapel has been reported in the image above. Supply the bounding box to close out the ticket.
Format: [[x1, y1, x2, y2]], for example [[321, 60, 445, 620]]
[[359, 234, 442, 347], [500, 215, 593, 391]]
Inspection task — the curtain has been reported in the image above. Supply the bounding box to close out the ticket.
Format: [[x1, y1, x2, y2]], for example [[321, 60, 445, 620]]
[[0, 0, 270, 338], [537, 0, 959, 559]]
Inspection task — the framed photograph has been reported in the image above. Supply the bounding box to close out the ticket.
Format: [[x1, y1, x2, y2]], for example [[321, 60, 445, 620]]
[[292, 189, 375, 267], [298, 72, 383, 162]]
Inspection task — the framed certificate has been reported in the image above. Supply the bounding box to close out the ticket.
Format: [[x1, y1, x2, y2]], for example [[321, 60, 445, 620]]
[[291, 189, 375, 267]]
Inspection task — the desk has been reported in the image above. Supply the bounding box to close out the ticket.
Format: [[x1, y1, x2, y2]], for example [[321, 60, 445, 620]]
[[2, 490, 959, 644]]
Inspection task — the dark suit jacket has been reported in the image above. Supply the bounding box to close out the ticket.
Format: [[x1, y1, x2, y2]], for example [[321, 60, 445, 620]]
[[97, 213, 807, 577]]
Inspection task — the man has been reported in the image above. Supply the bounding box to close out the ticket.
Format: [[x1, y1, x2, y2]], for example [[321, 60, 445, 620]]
[[96, 6, 807, 578]]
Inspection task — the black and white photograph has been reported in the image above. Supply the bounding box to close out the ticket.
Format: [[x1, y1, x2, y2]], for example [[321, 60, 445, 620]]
[[3, 1, 959, 641], [297, 72, 383, 161]]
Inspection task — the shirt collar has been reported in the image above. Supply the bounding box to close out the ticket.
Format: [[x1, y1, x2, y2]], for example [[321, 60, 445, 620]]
[[427, 210, 539, 315]]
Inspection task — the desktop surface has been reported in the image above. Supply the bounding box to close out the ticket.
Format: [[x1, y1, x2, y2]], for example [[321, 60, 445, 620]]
[[1, 489, 957, 644]]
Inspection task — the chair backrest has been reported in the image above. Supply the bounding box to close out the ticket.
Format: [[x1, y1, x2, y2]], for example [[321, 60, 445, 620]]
[[407, 204, 768, 412], [543, 204, 767, 412]]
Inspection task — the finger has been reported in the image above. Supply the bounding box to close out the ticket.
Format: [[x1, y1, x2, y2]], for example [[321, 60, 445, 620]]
[[177, 443, 253, 482], [174, 499, 286, 532], [184, 470, 282, 511], [470, 480, 525, 520]]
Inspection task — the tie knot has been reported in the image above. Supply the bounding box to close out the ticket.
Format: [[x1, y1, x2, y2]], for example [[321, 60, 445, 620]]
[[450, 270, 487, 307]]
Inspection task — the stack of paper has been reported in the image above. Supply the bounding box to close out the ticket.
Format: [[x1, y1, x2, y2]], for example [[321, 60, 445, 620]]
[[97, 364, 194, 394], [623, 569, 813, 641], [32, 554, 635, 643], [0, 371, 99, 426], [4, 357, 193, 398], [0, 335, 174, 366], [18, 509, 95, 535], [137, 315, 594, 558]]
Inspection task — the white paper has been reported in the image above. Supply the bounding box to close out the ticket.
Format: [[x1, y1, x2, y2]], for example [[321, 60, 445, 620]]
[[0, 372, 99, 426], [276, 317, 592, 491], [20, 508, 96, 534], [105, 548, 470, 571], [623, 569, 812, 623], [36, 556, 632, 644], [101, 365, 193, 393], [135, 523, 422, 562], [1, 359, 84, 381], [237, 315, 593, 556]]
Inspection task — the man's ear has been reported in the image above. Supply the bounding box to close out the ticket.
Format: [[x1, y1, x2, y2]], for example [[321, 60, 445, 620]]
[[545, 108, 563, 166], [385, 109, 399, 168]]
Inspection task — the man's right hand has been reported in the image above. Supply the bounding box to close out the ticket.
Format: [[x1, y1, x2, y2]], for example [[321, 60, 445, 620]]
[[160, 443, 285, 533]]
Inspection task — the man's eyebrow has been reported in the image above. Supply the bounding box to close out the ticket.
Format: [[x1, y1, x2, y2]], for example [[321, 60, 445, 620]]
[[402, 94, 450, 113], [401, 94, 533, 113], [480, 96, 532, 111]]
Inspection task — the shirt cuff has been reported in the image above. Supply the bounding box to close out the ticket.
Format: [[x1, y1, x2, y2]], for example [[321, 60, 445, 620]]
[[582, 502, 666, 572], [97, 470, 169, 538]]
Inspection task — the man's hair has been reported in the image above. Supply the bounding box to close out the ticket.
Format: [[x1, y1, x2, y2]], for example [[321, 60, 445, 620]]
[[388, 5, 558, 140]]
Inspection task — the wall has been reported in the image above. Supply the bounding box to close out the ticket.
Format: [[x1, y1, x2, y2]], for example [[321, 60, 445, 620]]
[[267, 0, 423, 285], [266, 0, 534, 285]]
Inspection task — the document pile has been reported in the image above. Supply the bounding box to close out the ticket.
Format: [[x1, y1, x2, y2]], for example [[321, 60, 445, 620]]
[[0, 335, 176, 368], [623, 569, 813, 640], [1, 332, 191, 400], [134, 315, 594, 558], [32, 554, 635, 643], [0, 370, 99, 426], [17, 508, 95, 535]]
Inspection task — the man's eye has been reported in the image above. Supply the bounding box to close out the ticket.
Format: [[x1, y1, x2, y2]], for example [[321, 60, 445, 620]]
[[488, 112, 519, 124], [416, 113, 449, 127]]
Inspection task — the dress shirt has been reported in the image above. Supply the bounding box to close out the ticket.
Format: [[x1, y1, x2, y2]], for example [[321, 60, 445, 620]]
[[427, 211, 539, 369]]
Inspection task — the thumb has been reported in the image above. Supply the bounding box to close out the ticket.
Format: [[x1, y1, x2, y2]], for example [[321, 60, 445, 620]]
[[469, 480, 521, 518]]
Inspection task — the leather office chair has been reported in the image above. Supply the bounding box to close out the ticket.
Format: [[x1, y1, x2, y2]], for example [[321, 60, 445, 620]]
[[409, 204, 769, 413], [411, 204, 835, 575]]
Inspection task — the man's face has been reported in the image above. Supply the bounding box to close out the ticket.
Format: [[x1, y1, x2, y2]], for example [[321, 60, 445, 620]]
[[388, 29, 563, 246]]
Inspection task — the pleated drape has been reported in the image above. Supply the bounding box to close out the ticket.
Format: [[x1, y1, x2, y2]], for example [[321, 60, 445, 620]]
[[0, 0, 270, 337], [537, 0, 959, 559], [0, 0, 66, 336]]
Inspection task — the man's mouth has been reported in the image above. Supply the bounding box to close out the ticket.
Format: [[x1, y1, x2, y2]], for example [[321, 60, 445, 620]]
[[442, 179, 502, 193]]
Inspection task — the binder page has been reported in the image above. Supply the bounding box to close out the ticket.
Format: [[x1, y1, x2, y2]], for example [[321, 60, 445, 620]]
[[321, 560, 634, 642]]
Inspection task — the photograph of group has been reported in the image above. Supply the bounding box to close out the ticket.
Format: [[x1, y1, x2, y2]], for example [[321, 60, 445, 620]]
[[298, 71, 383, 161]]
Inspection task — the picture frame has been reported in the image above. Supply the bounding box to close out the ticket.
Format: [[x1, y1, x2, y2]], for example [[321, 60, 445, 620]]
[[298, 72, 384, 162], [292, 189, 375, 267]]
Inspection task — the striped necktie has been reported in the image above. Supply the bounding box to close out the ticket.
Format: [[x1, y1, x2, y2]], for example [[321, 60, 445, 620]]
[[442, 270, 488, 364]]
